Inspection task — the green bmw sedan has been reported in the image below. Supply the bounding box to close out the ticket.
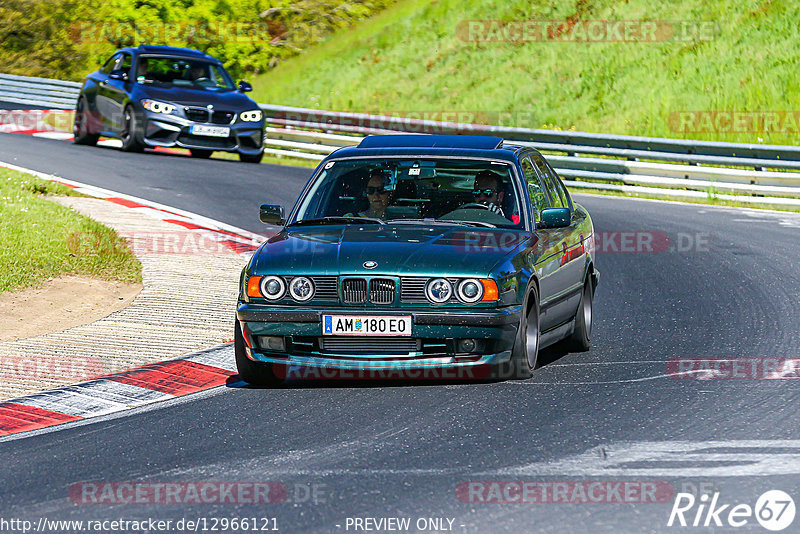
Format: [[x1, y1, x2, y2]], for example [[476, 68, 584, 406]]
[[235, 134, 598, 384]]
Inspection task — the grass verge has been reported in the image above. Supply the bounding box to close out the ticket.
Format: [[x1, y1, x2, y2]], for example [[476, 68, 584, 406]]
[[0, 167, 142, 293]]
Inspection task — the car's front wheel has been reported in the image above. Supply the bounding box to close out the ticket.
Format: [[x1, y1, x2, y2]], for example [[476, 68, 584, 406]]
[[507, 286, 540, 380], [234, 318, 283, 387], [73, 97, 99, 146], [238, 150, 263, 164], [120, 105, 144, 152]]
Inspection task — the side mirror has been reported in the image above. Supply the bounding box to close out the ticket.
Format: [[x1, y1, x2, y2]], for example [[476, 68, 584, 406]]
[[238, 80, 253, 92], [108, 69, 129, 81], [260, 204, 285, 225], [539, 208, 571, 229]]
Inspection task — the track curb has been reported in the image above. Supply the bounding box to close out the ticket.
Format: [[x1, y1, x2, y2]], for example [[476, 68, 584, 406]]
[[0, 160, 263, 437]]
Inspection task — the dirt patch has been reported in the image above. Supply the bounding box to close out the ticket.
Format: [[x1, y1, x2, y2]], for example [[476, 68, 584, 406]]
[[0, 275, 142, 342]]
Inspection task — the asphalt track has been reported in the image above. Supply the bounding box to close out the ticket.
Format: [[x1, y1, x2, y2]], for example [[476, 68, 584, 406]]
[[2, 132, 800, 533]]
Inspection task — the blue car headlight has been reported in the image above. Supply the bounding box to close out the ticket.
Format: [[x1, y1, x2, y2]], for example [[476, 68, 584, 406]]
[[141, 99, 175, 114], [240, 109, 263, 122]]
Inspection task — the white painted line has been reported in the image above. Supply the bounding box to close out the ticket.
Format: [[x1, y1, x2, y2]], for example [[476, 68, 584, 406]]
[[0, 159, 266, 243], [61, 379, 173, 405], [14, 388, 125, 417], [32, 131, 73, 140], [185, 345, 236, 373]]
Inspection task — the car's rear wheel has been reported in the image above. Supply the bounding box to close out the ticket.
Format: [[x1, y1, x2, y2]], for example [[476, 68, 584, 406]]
[[564, 277, 593, 352], [120, 105, 144, 153], [234, 318, 283, 387], [239, 150, 263, 164], [190, 149, 213, 159], [508, 286, 540, 379], [73, 97, 99, 146]]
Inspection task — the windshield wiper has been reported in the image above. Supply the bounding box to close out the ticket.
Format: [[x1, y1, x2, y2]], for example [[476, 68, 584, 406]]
[[288, 216, 385, 227], [386, 218, 497, 228]]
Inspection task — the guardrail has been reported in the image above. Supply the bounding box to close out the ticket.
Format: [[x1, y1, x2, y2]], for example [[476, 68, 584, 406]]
[[2, 73, 800, 206], [0, 73, 81, 109]]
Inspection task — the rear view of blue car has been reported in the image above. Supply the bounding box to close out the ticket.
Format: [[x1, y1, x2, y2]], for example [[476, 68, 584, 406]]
[[73, 45, 265, 163]]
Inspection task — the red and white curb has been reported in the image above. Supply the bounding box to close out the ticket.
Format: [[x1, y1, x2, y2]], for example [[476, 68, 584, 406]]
[[0, 160, 268, 438], [0, 160, 265, 254], [0, 345, 238, 437]]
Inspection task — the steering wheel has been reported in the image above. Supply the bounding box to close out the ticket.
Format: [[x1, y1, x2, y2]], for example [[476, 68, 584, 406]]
[[459, 202, 492, 210]]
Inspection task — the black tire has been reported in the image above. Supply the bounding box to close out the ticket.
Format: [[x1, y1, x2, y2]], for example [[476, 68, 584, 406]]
[[73, 97, 99, 146], [120, 105, 144, 153], [564, 278, 593, 352], [234, 318, 283, 387], [190, 149, 213, 159], [239, 151, 263, 164], [507, 285, 540, 380]]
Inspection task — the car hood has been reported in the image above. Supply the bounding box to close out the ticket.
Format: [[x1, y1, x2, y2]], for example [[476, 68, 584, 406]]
[[252, 225, 534, 277], [139, 86, 257, 109]]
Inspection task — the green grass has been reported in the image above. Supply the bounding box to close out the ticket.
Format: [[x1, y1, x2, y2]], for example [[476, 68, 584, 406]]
[[252, 0, 800, 146], [0, 168, 142, 293]]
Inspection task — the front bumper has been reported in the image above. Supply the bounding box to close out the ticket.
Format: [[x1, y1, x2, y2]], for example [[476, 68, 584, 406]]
[[140, 111, 264, 154], [236, 303, 522, 372]]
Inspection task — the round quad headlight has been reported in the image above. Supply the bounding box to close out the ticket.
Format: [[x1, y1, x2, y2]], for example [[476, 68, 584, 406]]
[[425, 278, 453, 304], [457, 279, 484, 303], [289, 276, 315, 301], [260, 276, 286, 300]]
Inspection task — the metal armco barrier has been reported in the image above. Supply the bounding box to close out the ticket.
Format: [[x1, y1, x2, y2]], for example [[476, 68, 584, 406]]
[[0, 73, 81, 109], [2, 73, 800, 206]]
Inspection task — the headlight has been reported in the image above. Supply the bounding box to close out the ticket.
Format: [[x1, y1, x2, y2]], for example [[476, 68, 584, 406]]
[[240, 109, 263, 122], [457, 279, 484, 303], [141, 99, 175, 114], [425, 278, 453, 304], [289, 276, 315, 301], [260, 276, 286, 300]]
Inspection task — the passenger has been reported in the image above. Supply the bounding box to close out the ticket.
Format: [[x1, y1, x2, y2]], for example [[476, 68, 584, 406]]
[[346, 170, 394, 219]]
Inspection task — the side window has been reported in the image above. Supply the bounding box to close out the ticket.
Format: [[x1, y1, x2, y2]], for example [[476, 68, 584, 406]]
[[521, 157, 549, 222], [119, 53, 133, 73], [101, 54, 120, 74], [533, 155, 564, 208], [545, 161, 571, 209]]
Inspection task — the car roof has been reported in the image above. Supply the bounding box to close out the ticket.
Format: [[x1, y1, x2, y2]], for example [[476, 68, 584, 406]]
[[118, 45, 220, 63], [327, 135, 530, 163]]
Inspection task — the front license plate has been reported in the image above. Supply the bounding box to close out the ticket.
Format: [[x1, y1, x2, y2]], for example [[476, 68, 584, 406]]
[[190, 125, 230, 137], [322, 315, 412, 336]]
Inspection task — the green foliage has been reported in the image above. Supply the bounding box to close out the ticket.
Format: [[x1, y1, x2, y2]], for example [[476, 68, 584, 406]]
[[0, 0, 395, 81], [251, 0, 800, 145]]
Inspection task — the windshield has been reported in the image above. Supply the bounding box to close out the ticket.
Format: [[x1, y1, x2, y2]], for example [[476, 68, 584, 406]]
[[293, 158, 524, 228], [135, 56, 235, 90]]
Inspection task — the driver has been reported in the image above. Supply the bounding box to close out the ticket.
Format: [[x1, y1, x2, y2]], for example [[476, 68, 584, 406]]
[[469, 170, 505, 217], [190, 64, 208, 82]]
